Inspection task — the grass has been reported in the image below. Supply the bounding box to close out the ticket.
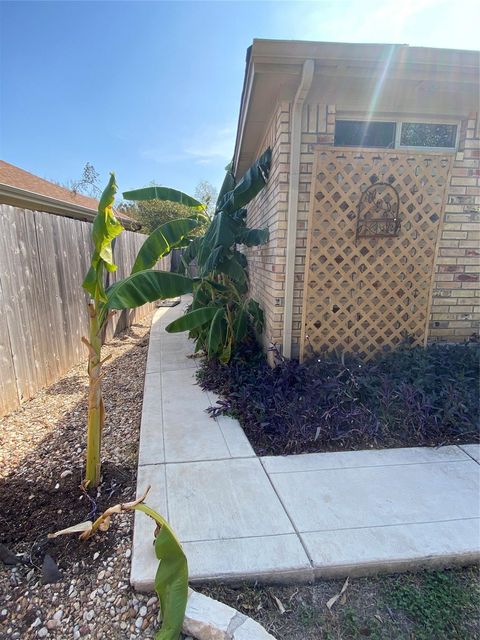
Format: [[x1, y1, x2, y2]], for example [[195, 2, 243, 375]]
[[201, 567, 480, 639]]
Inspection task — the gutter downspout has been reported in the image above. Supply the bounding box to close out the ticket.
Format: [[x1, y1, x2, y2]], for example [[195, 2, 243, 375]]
[[282, 59, 314, 358]]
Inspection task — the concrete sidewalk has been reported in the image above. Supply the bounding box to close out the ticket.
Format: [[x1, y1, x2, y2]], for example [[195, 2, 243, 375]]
[[131, 302, 480, 591]]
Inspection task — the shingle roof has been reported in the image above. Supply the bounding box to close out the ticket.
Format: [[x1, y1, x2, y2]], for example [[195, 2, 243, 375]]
[[0, 160, 139, 229]]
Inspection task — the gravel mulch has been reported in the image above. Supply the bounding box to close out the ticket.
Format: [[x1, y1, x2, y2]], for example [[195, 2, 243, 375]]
[[0, 313, 184, 640]]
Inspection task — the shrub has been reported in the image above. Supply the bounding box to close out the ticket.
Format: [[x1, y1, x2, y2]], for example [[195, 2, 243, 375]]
[[198, 340, 480, 455]]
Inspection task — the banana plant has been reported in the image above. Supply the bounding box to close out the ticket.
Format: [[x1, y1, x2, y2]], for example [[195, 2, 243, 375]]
[[124, 148, 272, 362], [82, 173, 201, 488], [49, 487, 188, 640]]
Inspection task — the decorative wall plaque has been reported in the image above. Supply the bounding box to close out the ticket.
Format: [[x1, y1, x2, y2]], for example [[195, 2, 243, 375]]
[[356, 179, 400, 241]]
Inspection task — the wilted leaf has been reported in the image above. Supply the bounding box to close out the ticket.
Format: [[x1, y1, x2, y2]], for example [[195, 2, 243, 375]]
[[326, 577, 349, 611], [99, 516, 111, 532], [48, 521, 93, 539], [272, 594, 286, 614]]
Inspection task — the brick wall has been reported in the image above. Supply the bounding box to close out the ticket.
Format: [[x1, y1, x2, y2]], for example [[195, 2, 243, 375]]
[[245, 102, 479, 358], [244, 101, 337, 358], [291, 104, 336, 358], [244, 102, 291, 353], [429, 112, 480, 342]]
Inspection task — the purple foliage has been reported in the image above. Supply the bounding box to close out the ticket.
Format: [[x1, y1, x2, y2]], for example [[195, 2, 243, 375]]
[[197, 338, 479, 455]]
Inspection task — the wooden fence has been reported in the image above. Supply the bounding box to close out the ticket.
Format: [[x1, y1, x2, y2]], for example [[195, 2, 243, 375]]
[[0, 204, 169, 416]]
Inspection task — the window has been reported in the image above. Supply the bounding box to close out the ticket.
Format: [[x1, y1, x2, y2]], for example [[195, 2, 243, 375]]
[[400, 122, 457, 148], [334, 119, 458, 150], [335, 120, 396, 148]]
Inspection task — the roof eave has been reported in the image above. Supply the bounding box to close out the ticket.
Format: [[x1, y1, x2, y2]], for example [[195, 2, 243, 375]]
[[0, 183, 142, 231], [233, 40, 480, 177]]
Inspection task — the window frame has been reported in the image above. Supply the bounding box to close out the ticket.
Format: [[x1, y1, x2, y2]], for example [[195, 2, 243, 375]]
[[334, 115, 460, 152], [396, 119, 460, 151], [334, 119, 397, 149]]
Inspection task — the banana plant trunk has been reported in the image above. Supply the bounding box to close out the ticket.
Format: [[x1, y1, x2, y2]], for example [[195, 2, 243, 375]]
[[85, 303, 105, 488]]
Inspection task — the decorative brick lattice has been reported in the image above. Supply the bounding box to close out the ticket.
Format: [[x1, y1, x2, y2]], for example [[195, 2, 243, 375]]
[[301, 149, 452, 360]]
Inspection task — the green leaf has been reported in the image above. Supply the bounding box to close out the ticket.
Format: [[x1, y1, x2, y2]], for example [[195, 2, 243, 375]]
[[132, 218, 199, 274], [216, 148, 271, 214], [175, 236, 202, 274], [237, 227, 269, 247], [216, 256, 246, 284], [199, 246, 224, 276], [123, 186, 204, 210], [247, 298, 264, 332], [234, 306, 248, 342], [93, 174, 123, 265], [219, 340, 232, 364], [82, 173, 124, 300], [216, 162, 235, 209], [207, 308, 226, 357], [197, 213, 236, 268], [106, 271, 193, 309], [191, 284, 212, 310], [203, 279, 228, 292], [133, 504, 188, 640], [165, 306, 218, 333]]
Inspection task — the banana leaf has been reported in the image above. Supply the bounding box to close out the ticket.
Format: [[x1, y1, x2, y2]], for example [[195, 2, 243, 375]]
[[93, 173, 124, 269], [234, 304, 248, 343], [216, 256, 246, 285], [132, 218, 199, 274], [236, 227, 269, 247], [133, 504, 188, 640], [216, 148, 271, 215], [215, 160, 235, 209], [83, 173, 124, 301], [233, 250, 248, 268], [175, 236, 202, 275], [106, 271, 193, 309], [191, 284, 212, 310], [123, 186, 204, 210], [199, 246, 224, 276], [165, 306, 218, 333], [207, 308, 226, 357], [247, 298, 264, 332], [197, 213, 237, 268], [219, 340, 232, 364]]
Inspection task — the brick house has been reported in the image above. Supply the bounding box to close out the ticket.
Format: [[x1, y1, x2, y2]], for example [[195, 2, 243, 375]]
[[233, 40, 480, 360]]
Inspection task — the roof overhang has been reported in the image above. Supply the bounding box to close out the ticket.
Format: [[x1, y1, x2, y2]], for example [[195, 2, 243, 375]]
[[234, 40, 480, 177], [0, 183, 141, 231]]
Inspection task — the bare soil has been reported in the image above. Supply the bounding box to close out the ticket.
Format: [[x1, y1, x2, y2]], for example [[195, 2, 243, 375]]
[[0, 316, 164, 639]]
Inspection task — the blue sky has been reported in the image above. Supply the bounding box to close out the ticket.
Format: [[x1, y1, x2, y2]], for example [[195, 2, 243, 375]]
[[1, 0, 479, 198]]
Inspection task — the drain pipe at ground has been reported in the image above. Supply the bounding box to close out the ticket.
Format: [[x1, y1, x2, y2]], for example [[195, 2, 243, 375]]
[[282, 58, 314, 359]]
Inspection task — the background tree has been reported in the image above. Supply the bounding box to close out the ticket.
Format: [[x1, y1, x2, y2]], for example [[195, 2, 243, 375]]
[[194, 180, 218, 217], [70, 162, 102, 197], [120, 180, 215, 235], [51, 162, 102, 198]]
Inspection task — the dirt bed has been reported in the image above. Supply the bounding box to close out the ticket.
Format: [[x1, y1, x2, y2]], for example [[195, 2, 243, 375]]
[[0, 313, 177, 640], [203, 569, 480, 640]]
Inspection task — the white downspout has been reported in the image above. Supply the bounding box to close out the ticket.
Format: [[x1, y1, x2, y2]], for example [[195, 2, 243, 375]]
[[282, 59, 314, 358]]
